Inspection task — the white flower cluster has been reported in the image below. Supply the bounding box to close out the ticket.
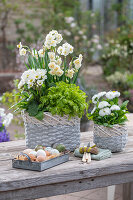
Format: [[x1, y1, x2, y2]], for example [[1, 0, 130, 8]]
[[57, 42, 73, 56], [90, 35, 102, 52], [48, 52, 63, 77], [91, 91, 121, 117], [44, 30, 63, 49], [0, 108, 13, 127], [18, 69, 47, 89]]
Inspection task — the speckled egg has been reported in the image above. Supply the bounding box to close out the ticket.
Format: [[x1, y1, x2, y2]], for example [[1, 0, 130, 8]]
[[29, 151, 37, 157], [45, 147, 53, 154], [37, 156, 46, 162], [35, 145, 43, 151], [37, 149, 46, 157], [51, 149, 60, 155], [23, 149, 33, 154]]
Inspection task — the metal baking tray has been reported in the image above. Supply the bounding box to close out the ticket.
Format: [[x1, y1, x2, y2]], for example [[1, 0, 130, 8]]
[[12, 153, 69, 172]]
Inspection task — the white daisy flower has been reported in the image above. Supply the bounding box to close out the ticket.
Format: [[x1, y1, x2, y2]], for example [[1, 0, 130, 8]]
[[99, 107, 111, 116], [106, 91, 120, 99], [92, 94, 98, 104], [91, 107, 96, 114], [97, 91, 106, 99], [110, 105, 120, 111], [98, 101, 110, 109]]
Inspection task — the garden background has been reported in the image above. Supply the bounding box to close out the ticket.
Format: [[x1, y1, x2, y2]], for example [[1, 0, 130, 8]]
[[0, 0, 132, 140]]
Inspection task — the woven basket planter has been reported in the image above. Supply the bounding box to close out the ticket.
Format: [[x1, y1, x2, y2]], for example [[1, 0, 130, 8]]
[[22, 111, 80, 151], [93, 124, 128, 152]]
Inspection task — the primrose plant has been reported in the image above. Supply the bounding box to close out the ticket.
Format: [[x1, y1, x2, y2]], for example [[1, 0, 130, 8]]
[[88, 91, 128, 127]]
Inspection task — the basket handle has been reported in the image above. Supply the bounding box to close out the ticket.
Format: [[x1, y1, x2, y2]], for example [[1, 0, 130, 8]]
[[20, 152, 31, 162]]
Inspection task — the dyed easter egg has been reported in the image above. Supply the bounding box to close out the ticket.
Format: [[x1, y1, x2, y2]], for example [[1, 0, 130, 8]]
[[37, 156, 46, 162]]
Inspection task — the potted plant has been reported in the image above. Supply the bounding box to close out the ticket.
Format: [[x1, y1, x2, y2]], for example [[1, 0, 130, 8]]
[[88, 91, 128, 152], [14, 30, 88, 150]]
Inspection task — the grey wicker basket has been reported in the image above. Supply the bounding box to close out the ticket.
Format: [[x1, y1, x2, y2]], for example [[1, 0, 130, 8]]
[[22, 111, 80, 151], [93, 124, 128, 152]]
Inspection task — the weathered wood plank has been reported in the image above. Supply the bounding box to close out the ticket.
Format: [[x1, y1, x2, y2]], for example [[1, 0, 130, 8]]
[[0, 131, 133, 200], [1, 171, 133, 200], [1, 151, 133, 192], [123, 182, 133, 200]]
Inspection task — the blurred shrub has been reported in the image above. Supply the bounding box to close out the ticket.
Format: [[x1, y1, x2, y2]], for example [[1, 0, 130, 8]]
[[101, 23, 133, 76]]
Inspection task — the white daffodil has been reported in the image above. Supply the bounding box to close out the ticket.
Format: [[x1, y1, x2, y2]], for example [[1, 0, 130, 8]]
[[55, 69, 64, 77], [62, 43, 73, 54], [98, 101, 110, 109], [48, 62, 56, 70], [19, 48, 26, 56], [17, 42, 22, 49], [79, 54, 83, 62], [48, 52, 55, 61], [49, 70, 56, 76], [57, 46, 63, 55], [38, 49, 45, 57], [110, 105, 120, 111], [99, 107, 111, 117], [53, 65, 60, 72], [18, 80, 25, 89], [73, 59, 81, 69], [56, 33, 63, 44], [37, 80, 44, 86], [56, 57, 62, 66], [66, 69, 75, 78]]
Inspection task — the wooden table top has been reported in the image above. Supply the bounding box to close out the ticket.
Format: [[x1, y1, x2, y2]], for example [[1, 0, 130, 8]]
[[0, 132, 133, 200]]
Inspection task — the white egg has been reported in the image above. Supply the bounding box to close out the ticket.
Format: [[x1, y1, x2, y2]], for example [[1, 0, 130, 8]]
[[51, 149, 59, 155], [37, 149, 46, 157], [45, 147, 53, 153], [23, 149, 33, 154], [29, 151, 37, 157]]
